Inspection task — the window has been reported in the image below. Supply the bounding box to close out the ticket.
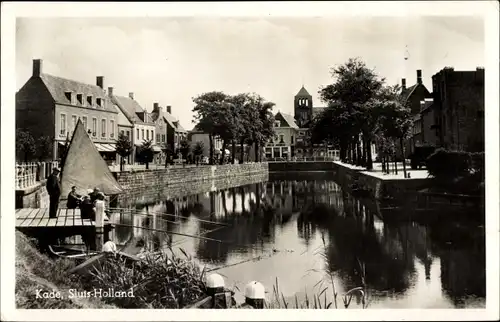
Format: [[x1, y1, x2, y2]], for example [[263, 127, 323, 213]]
[[121, 130, 125, 136], [71, 115, 77, 133], [87, 96, 93, 107], [76, 94, 83, 105], [60, 113, 67, 136], [279, 134, 284, 143], [151, 130, 154, 142], [65, 92, 74, 104], [157, 134, 160, 142], [136, 129, 139, 140], [146, 129, 149, 141], [110, 120, 115, 138], [101, 119, 106, 137], [82, 116, 88, 131], [141, 129, 144, 140], [274, 121, 280, 127], [92, 118, 97, 137], [126, 131, 130, 139], [291, 135, 294, 144], [96, 98, 103, 107], [161, 134, 166, 142]]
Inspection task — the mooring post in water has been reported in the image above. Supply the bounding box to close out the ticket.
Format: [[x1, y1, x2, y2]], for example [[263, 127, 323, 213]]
[[95, 198, 106, 251], [245, 281, 265, 309]]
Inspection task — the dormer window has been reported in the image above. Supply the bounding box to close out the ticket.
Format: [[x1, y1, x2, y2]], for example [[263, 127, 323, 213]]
[[96, 98, 102, 107], [65, 91, 74, 104], [76, 94, 83, 105], [87, 95, 93, 107]]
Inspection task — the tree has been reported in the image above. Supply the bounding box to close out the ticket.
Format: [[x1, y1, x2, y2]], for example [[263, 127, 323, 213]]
[[317, 58, 384, 168], [192, 91, 229, 165], [163, 142, 174, 168], [116, 132, 133, 172], [179, 139, 191, 161], [192, 141, 204, 165], [16, 129, 36, 162], [137, 140, 154, 170], [35, 136, 52, 162], [377, 85, 413, 178]]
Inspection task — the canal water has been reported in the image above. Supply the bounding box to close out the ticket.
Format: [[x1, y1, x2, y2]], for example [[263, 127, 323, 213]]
[[109, 172, 485, 309]]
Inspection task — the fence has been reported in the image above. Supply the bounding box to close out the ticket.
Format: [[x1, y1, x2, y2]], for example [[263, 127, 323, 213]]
[[15, 161, 60, 190]]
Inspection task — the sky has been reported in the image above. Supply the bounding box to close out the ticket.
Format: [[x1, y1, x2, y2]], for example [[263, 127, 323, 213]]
[[16, 16, 484, 131]]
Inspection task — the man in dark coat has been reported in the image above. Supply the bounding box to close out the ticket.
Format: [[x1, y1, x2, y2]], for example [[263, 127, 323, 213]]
[[67, 186, 82, 209], [46, 168, 61, 218], [80, 195, 95, 221]]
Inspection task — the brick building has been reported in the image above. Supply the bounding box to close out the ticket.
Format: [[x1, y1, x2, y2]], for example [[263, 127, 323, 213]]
[[265, 111, 299, 159], [109, 90, 158, 164], [163, 105, 188, 154], [430, 67, 485, 152], [16, 59, 119, 162], [401, 69, 433, 155]]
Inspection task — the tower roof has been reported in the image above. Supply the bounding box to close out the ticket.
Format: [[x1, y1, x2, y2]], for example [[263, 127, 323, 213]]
[[295, 86, 311, 97]]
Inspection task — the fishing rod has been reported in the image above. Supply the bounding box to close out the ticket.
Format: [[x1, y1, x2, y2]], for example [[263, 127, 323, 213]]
[[112, 223, 228, 243], [108, 207, 231, 227], [171, 225, 227, 247]]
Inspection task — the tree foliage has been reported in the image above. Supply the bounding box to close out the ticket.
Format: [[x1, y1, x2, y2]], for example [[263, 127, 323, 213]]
[[178, 139, 191, 160], [116, 132, 133, 171], [16, 129, 36, 162], [192, 141, 204, 164], [36, 136, 52, 162], [313, 57, 413, 173], [192, 91, 275, 164], [137, 139, 154, 169]]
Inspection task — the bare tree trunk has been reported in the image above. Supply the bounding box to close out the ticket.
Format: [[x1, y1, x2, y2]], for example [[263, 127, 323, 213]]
[[366, 137, 373, 170], [231, 140, 236, 164], [220, 140, 227, 165], [400, 137, 407, 178], [209, 134, 214, 165], [254, 142, 260, 162], [239, 139, 244, 164]]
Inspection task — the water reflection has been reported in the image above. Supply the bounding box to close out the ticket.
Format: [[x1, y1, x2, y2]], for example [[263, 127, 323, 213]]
[[112, 175, 485, 308]]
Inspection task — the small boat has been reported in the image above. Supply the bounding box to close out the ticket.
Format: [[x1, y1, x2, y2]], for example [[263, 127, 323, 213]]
[[48, 245, 100, 261]]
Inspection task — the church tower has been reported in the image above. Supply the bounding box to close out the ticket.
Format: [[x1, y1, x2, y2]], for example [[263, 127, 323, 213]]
[[294, 86, 313, 128]]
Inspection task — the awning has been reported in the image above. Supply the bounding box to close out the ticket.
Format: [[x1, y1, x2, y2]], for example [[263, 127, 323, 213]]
[[94, 143, 116, 152], [152, 145, 162, 152]]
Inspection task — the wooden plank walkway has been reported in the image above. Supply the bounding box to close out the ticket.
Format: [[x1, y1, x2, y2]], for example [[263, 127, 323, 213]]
[[16, 208, 95, 228]]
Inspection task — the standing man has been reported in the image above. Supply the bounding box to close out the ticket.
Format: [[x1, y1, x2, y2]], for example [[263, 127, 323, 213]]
[[46, 168, 61, 218]]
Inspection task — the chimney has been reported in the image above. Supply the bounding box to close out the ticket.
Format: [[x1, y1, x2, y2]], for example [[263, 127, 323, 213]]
[[107, 87, 114, 97], [417, 70, 422, 84], [166, 105, 172, 114], [401, 78, 406, 90], [129, 92, 134, 100], [153, 102, 159, 112], [33, 59, 42, 77], [96, 76, 104, 89]]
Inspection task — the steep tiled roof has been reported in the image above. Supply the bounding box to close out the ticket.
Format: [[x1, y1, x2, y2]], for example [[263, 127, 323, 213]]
[[40, 73, 117, 113], [163, 112, 178, 128], [401, 84, 418, 102], [112, 95, 148, 124], [276, 112, 299, 129], [174, 121, 187, 133], [296, 86, 311, 97]]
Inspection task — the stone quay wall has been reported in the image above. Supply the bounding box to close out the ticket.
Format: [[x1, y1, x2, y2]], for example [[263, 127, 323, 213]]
[[268, 161, 429, 199], [114, 163, 269, 207]]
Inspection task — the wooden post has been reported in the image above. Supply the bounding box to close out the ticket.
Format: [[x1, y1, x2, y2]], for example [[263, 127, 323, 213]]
[[95, 199, 106, 251], [244, 281, 265, 309]]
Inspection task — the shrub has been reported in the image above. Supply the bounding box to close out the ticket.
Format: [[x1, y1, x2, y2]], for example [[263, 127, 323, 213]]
[[426, 148, 472, 179]]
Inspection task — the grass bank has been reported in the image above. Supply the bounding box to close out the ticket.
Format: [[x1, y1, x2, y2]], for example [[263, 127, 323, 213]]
[[15, 232, 115, 309]]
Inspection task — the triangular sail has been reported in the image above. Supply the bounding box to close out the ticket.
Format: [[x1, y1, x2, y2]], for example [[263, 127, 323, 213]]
[[60, 119, 124, 197]]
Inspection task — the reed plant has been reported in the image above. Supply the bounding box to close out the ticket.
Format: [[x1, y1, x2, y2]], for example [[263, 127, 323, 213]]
[[83, 247, 207, 308]]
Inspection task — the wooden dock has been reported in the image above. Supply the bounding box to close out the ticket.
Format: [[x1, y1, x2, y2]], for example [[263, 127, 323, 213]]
[[16, 208, 114, 250], [16, 208, 95, 228]]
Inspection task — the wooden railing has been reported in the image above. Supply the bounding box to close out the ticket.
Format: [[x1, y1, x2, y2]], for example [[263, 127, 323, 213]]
[[15, 161, 60, 190]]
